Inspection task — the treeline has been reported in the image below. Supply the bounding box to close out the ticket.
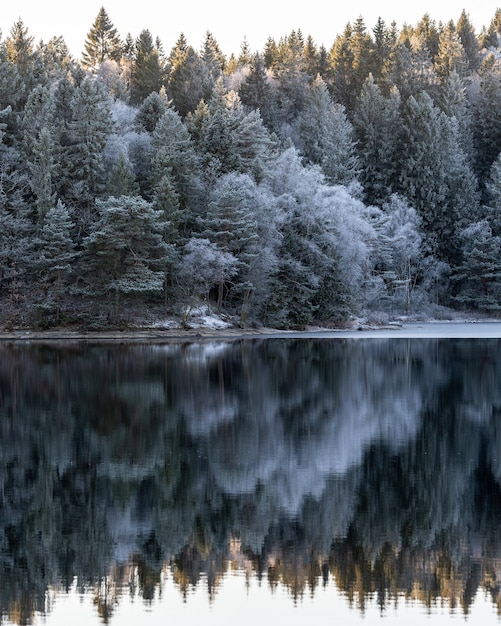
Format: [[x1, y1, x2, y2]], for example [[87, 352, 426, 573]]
[[2, 8, 501, 328]]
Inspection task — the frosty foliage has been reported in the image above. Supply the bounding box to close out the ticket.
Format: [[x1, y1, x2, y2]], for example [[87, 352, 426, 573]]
[[0, 11, 499, 327]]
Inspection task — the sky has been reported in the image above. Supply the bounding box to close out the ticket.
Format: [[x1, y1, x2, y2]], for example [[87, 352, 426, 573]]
[[1, 0, 501, 59]]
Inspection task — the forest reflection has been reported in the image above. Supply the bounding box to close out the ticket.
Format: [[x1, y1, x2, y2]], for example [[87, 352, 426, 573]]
[[1, 337, 501, 623]]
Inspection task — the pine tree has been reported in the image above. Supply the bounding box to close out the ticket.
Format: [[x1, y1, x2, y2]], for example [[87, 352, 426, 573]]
[[81, 7, 123, 73]]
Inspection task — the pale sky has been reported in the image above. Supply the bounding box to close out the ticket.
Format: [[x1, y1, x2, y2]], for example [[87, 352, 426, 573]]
[[1, 0, 500, 59]]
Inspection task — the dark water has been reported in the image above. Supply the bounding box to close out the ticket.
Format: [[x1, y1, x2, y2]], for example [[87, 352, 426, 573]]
[[1, 337, 501, 624]]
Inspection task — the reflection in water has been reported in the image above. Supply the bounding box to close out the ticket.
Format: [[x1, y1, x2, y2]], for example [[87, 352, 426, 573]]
[[1, 338, 501, 623]]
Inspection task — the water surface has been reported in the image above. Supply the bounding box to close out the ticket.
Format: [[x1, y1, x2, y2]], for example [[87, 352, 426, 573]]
[[1, 337, 501, 624]]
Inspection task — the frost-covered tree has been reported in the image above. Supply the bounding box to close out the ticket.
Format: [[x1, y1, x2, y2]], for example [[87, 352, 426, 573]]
[[453, 220, 501, 310], [175, 237, 237, 324], [35, 200, 76, 322], [264, 148, 372, 327], [300, 75, 359, 187], [81, 195, 169, 311], [28, 126, 57, 224], [134, 91, 168, 133], [198, 172, 259, 310], [367, 195, 425, 312]]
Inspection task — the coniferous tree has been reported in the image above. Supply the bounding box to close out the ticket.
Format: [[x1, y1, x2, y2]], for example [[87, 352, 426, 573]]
[[354, 76, 402, 206], [434, 21, 469, 79], [35, 199, 76, 322], [81, 7, 123, 73], [456, 10, 480, 71], [399, 91, 479, 263], [66, 78, 113, 231], [152, 108, 200, 219], [81, 195, 169, 311], [300, 75, 359, 187], [134, 91, 168, 133], [198, 172, 259, 310], [239, 53, 275, 128], [28, 126, 57, 224], [130, 30, 167, 104], [473, 63, 501, 190], [453, 220, 501, 310], [167, 34, 206, 117]]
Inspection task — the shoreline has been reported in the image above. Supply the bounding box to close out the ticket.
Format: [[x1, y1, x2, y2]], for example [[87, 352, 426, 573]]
[[1, 319, 501, 343]]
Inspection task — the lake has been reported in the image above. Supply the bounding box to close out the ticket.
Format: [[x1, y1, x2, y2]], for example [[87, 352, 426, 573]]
[[2, 329, 501, 624]]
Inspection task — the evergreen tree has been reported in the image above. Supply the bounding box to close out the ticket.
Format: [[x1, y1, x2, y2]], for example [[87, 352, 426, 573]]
[[239, 53, 275, 128], [473, 64, 501, 189], [453, 220, 501, 310], [66, 78, 113, 231], [81, 7, 123, 73], [4, 19, 43, 101], [35, 200, 76, 322], [353, 76, 402, 206], [130, 30, 167, 104], [197, 172, 259, 310], [81, 195, 169, 310], [456, 10, 480, 71], [167, 34, 206, 117], [134, 91, 168, 133], [300, 75, 359, 187], [201, 31, 225, 87], [434, 21, 468, 79], [399, 91, 479, 263], [152, 109, 200, 219], [28, 126, 57, 224]]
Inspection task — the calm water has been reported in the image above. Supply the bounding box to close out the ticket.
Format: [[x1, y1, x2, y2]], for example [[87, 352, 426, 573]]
[[1, 337, 501, 624]]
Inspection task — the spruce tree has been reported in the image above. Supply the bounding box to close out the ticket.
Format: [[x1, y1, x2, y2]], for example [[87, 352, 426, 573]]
[[81, 7, 123, 73], [354, 76, 403, 206], [130, 30, 167, 104], [167, 34, 206, 117]]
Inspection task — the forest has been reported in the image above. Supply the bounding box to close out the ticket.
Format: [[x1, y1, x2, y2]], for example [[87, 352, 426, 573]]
[[1, 7, 501, 329]]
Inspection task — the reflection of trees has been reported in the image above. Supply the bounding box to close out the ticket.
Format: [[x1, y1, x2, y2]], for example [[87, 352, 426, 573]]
[[2, 339, 501, 621]]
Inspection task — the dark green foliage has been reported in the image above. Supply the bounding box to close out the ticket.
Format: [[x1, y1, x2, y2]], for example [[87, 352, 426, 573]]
[[130, 30, 167, 104], [81, 7, 123, 72]]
